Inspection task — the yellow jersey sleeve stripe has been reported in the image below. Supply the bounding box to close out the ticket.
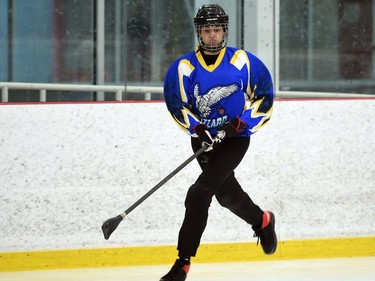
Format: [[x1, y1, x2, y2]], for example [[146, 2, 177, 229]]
[[177, 59, 195, 103]]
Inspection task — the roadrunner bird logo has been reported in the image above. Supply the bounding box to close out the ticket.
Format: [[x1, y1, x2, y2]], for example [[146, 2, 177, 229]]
[[194, 83, 239, 117]]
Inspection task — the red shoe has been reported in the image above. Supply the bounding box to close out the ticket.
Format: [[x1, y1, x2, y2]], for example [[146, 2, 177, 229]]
[[160, 259, 190, 281], [253, 211, 277, 254]]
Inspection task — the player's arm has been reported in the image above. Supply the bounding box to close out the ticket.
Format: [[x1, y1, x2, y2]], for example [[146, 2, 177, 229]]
[[163, 59, 201, 135], [240, 54, 274, 134]]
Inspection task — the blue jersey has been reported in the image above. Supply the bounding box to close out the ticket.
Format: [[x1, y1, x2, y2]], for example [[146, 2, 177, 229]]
[[164, 46, 274, 137]]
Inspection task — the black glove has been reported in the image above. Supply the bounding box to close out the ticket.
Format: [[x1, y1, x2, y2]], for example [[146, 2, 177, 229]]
[[218, 116, 247, 139], [193, 124, 218, 151]]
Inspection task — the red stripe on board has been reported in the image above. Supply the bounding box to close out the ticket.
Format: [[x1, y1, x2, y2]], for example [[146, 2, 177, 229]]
[[0, 97, 374, 106], [276, 97, 375, 101], [0, 100, 165, 106]]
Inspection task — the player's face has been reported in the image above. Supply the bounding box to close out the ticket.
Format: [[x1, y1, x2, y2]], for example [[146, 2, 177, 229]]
[[199, 25, 224, 52]]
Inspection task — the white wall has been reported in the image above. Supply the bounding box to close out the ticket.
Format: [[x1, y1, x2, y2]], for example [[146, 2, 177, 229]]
[[0, 99, 374, 252]]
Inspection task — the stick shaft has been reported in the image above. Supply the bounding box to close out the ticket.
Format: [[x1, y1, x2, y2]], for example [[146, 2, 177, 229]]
[[123, 145, 207, 215]]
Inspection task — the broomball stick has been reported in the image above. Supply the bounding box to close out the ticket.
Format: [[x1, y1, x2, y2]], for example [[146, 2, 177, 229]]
[[101, 144, 208, 240]]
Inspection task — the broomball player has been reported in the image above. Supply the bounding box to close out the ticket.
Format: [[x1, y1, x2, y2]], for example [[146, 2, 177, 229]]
[[161, 4, 277, 281]]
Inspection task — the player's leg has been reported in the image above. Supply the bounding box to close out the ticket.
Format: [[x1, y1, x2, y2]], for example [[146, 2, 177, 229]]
[[215, 172, 277, 254], [209, 139, 276, 254], [176, 137, 251, 258], [215, 172, 263, 225]]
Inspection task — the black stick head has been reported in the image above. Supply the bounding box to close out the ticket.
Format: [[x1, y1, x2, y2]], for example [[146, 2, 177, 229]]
[[101, 215, 123, 240]]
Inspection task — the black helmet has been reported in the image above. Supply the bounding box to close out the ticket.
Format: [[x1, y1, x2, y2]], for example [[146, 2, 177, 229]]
[[194, 4, 229, 52]]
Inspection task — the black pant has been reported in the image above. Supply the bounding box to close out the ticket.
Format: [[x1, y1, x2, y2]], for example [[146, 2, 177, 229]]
[[177, 136, 263, 258]]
